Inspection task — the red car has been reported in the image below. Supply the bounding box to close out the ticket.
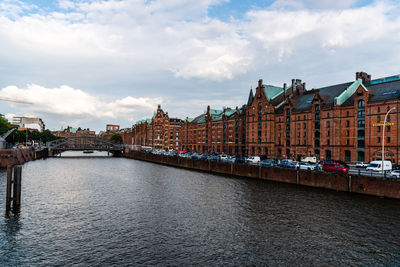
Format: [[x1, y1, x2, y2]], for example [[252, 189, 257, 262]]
[[322, 162, 349, 174]]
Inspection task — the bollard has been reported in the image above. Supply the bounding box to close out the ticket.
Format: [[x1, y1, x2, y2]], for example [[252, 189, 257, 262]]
[[6, 165, 22, 209]]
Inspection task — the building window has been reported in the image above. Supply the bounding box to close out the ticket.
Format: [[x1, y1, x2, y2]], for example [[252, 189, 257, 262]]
[[346, 139, 349, 145], [387, 126, 391, 132], [327, 113, 330, 118], [327, 130, 330, 137], [377, 126, 381, 132], [387, 106, 391, 112], [377, 116, 381, 122], [378, 107, 380, 113], [378, 137, 381, 143], [303, 123, 306, 129], [327, 139, 330, 145], [327, 121, 330, 128], [346, 120, 350, 127], [303, 132, 306, 137], [387, 115, 391, 122], [358, 99, 365, 108], [387, 137, 391, 143], [346, 111, 349, 117], [304, 115, 306, 120], [346, 130, 349, 136]]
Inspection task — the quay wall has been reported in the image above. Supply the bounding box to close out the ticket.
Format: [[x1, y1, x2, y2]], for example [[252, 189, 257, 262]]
[[125, 151, 400, 199], [0, 148, 47, 168]]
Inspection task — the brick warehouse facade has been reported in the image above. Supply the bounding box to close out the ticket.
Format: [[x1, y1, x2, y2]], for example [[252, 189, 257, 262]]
[[122, 72, 400, 164], [123, 105, 183, 151]]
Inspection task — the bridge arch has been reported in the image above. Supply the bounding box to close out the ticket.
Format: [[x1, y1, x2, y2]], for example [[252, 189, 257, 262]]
[[47, 136, 124, 155]]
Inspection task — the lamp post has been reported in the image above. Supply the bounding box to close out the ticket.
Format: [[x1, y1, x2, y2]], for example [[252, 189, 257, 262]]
[[382, 107, 396, 173]]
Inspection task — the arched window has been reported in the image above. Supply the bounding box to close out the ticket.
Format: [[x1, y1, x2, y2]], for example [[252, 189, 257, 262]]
[[358, 99, 365, 108]]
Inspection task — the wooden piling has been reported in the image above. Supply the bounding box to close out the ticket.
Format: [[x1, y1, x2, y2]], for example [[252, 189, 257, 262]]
[[6, 166, 12, 208], [6, 165, 22, 209], [13, 165, 22, 206]]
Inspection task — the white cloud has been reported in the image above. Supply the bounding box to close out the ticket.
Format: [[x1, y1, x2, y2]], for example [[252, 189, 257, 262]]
[[271, 0, 359, 9], [0, 84, 160, 119], [0, 0, 400, 130]]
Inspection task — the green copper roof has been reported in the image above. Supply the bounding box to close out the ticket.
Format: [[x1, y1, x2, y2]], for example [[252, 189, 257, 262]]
[[263, 85, 284, 101], [334, 79, 367, 105], [70, 128, 78, 133]]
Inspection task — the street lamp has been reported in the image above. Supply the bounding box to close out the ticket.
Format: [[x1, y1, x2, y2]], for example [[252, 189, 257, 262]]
[[382, 107, 396, 173]]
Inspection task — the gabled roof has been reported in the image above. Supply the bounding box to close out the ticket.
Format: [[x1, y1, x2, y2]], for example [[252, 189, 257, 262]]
[[263, 85, 284, 101], [292, 81, 353, 112]]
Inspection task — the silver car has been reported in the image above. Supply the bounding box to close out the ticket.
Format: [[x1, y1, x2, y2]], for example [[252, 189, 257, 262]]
[[390, 170, 400, 178]]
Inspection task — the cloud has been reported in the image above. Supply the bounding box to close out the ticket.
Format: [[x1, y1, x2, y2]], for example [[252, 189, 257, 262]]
[[270, 0, 360, 9], [0, 84, 161, 119], [0, 0, 400, 130]]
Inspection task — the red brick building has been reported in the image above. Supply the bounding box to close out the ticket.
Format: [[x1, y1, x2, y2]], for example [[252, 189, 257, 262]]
[[245, 72, 400, 163], [123, 72, 400, 163], [124, 105, 183, 151], [53, 126, 96, 138]]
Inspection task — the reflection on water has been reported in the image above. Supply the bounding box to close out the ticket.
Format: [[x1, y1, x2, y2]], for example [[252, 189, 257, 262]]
[[0, 157, 399, 265]]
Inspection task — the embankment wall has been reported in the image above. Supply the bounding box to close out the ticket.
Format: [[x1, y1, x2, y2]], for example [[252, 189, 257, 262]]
[[125, 151, 400, 199]]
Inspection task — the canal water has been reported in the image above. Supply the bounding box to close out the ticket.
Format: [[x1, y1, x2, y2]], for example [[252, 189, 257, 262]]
[[1, 152, 399, 266]]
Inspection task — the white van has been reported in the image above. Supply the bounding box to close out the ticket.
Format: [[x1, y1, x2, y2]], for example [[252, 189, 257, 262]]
[[366, 160, 392, 172], [301, 156, 317, 163]]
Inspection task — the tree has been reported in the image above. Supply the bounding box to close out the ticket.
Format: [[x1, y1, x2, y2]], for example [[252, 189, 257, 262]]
[[110, 133, 123, 144], [0, 116, 11, 135]]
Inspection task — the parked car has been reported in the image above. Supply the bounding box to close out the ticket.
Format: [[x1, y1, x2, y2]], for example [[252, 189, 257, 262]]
[[278, 160, 296, 168], [390, 170, 400, 178], [234, 156, 247, 164], [260, 160, 276, 167], [219, 154, 229, 161], [322, 162, 349, 174], [246, 156, 261, 164], [296, 162, 316, 170], [355, 162, 368, 168], [225, 156, 236, 163], [300, 156, 317, 164], [208, 154, 220, 161], [366, 160, 392, 172]]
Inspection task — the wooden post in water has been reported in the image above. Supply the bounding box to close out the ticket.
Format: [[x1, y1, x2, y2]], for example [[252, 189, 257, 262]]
[[6, 165, 22, 209], [6, 166, 12, 208]]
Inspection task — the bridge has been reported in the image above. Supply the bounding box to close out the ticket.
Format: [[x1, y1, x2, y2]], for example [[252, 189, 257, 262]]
[[47, 136, 124, 156]]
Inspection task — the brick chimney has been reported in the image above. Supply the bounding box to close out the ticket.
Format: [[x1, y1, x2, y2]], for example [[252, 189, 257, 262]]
[[258, 79, 263, 88], [356, 72, 371, 85]]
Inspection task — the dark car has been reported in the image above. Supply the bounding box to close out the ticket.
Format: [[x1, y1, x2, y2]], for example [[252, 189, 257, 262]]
[[260, 160, 276, 167], [234, 156, 247, 164], [208, 155, 220, 161], [199, 154, 209, 160], [278, 160, 296, 168]]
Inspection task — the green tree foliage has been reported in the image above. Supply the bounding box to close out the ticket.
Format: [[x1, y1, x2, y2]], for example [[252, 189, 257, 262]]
[[110, 133, 123, 144], [0, 116, 11, 135], [5, 128, 59, 145]]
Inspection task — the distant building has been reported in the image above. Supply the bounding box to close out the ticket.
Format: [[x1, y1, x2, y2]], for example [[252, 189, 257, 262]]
[[53, 126, 96, 138], [123, 105, 183, 151], [106, 124, 120, 132], [12, 116, 45, 132]]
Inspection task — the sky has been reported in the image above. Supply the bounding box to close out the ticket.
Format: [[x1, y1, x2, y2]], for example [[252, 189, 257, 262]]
[[0, 0, 399, 132]]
